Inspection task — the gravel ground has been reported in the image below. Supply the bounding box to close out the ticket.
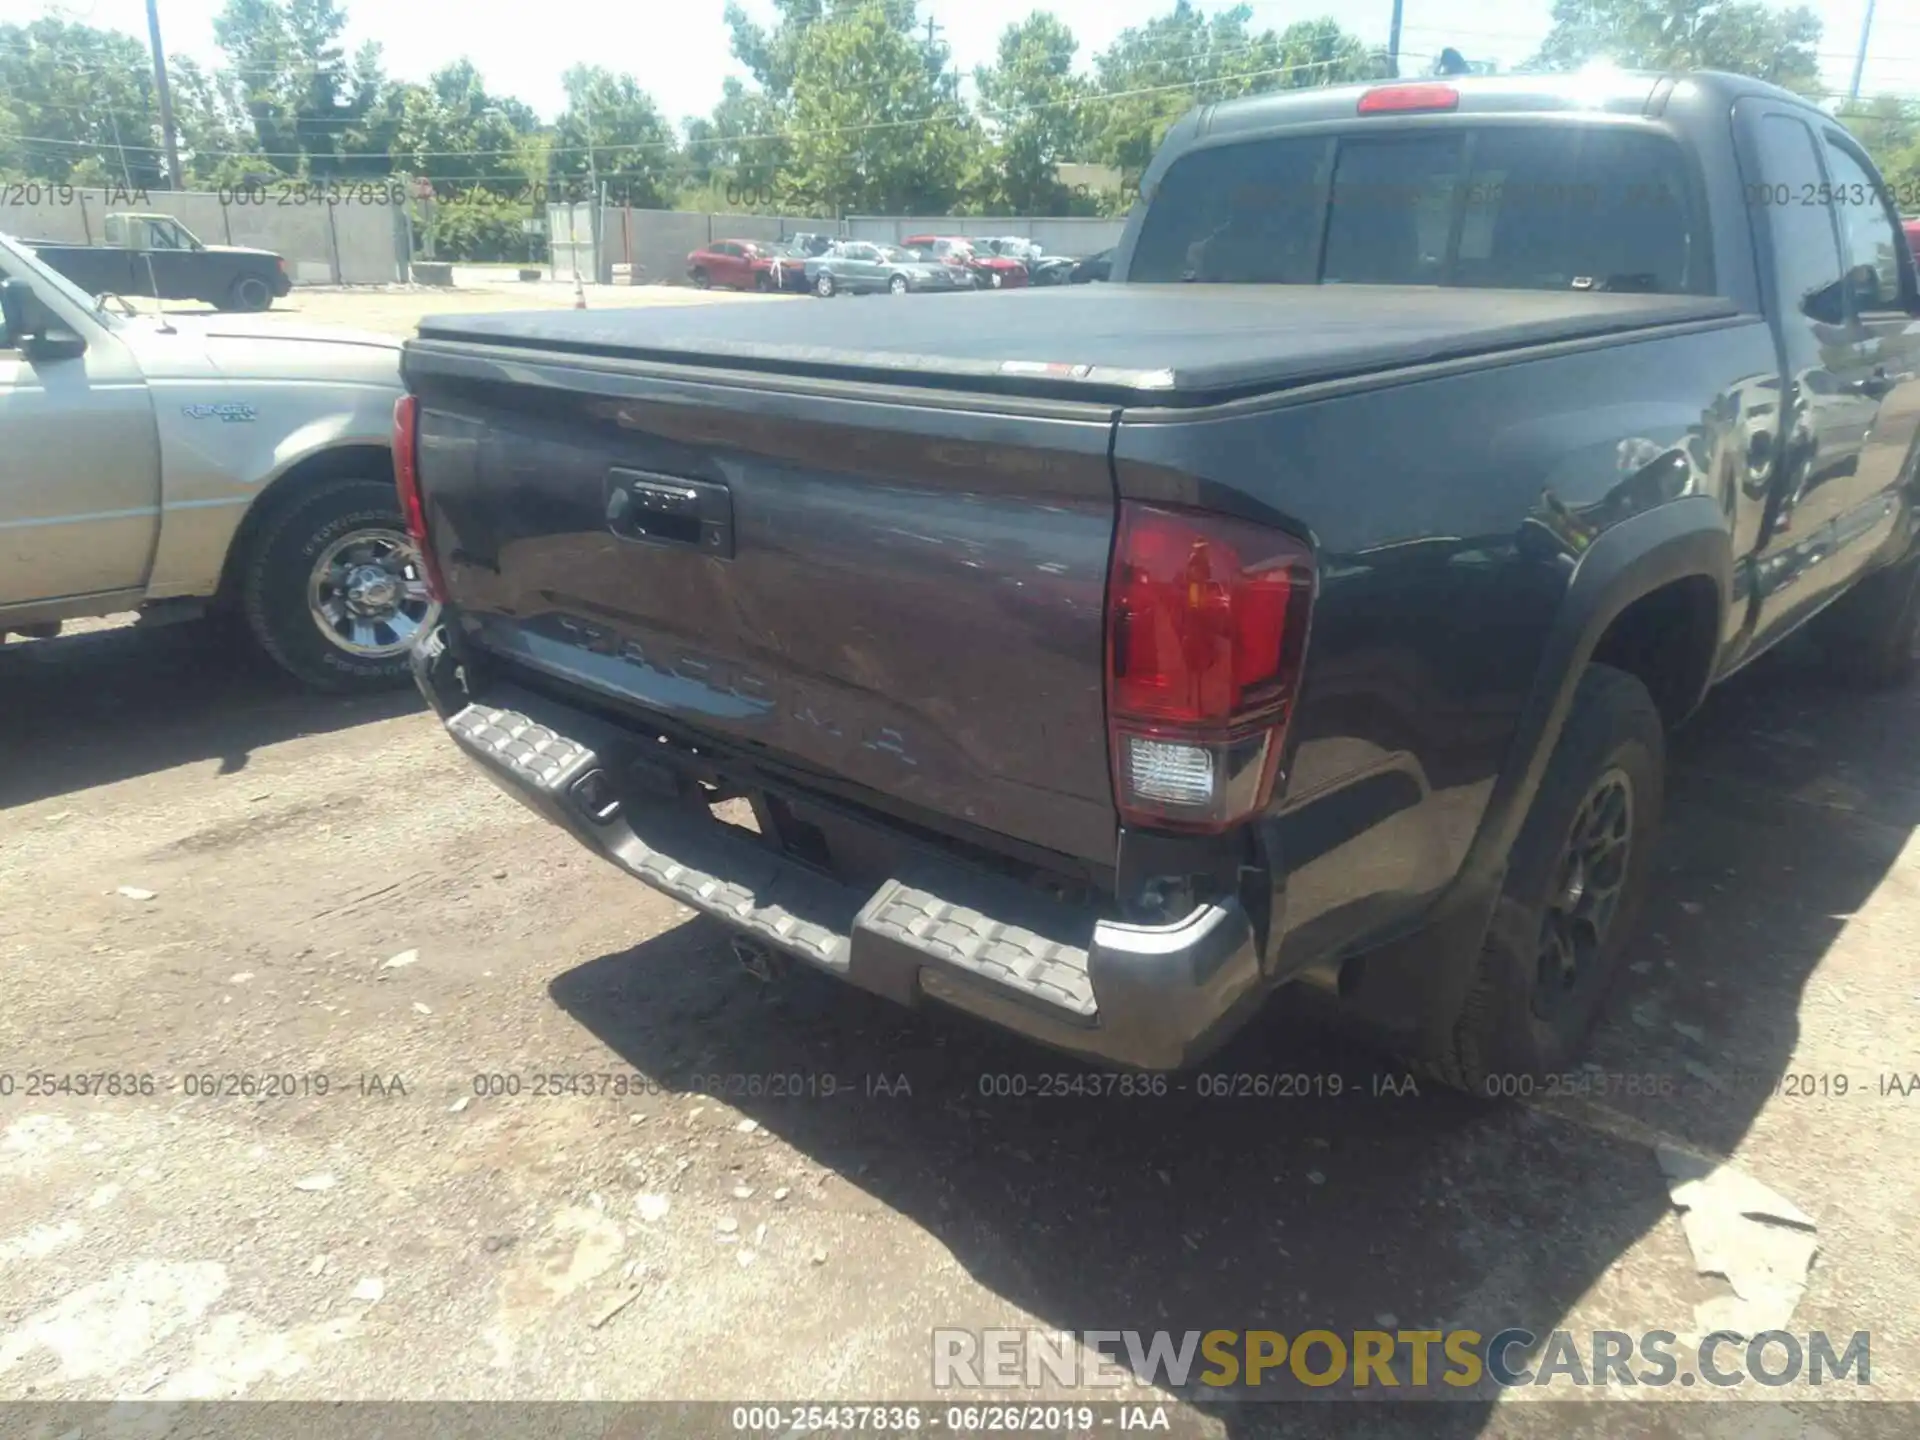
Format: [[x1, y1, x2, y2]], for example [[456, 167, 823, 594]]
[[3, 286, 1919, 1435]]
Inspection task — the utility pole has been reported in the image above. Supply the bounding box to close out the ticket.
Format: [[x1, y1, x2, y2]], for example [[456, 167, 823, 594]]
[[1848, 0, 1876, 101], [1387, 0, 1404, 79], [922, 14, 957, 102], [145, 0, 184, 191], [580, 91, 602, 287]]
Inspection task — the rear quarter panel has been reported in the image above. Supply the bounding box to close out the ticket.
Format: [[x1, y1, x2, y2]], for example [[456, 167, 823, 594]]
[[1115, 318, 1779, 969]]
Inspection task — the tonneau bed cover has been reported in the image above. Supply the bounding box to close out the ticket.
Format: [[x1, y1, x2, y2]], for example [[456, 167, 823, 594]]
[[411, 284, 1742, 407]]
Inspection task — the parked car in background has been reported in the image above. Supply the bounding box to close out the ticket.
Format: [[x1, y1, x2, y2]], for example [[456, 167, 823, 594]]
[[977, 237, 1033, 260], [786, 232, 837, 258], [28, 212, 290, 312], [1906, 217, 1920, 263], [759, 244, 814, 293], [980, 238, 1076, 286], [1069, 248, 1113, 284], [804, 242, 968, 297], [687, 240, 774, 291], [902, 234, 1029, 288], [897, 236, 981, 287], [1, 231, 422, 691]]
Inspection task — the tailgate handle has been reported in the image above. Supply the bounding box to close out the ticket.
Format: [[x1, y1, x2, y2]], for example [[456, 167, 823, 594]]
[[606, 469, 734, 558]]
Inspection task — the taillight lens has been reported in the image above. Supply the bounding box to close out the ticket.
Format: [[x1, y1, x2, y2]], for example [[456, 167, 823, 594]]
[[1106, 502, 1313, 833], [392, 394, 446, 602]]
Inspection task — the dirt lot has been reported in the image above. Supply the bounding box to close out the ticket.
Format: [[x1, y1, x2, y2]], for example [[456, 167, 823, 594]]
[[3, 285, 1919, 1437], [191, 273, 796, 338]]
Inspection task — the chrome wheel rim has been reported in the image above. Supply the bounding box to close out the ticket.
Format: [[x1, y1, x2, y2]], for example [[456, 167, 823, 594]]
[[1534, 767, 1633, 1020], [890, 276, 907, 294], [307, 527, 438, 659], [816, 274, 833, 296], [238, 277, 270, 309]]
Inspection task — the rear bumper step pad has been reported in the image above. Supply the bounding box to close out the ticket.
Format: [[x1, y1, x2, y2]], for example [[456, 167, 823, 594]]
[[444, 691, 1264, 1069]]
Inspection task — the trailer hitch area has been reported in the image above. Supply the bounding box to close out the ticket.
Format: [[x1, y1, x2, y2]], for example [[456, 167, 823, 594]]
[[731, 937, 788, 985]]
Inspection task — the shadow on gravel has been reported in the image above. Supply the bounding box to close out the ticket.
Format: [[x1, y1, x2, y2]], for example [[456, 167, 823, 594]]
[[552, 640, 1920, 1440], [0, 619, 422, 808]]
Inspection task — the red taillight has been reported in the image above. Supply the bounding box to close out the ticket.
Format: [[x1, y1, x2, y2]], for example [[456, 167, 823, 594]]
[[1106, 502, 1313, 833], [392, 394, 446, 602], [1357, 83, 1459, 115]]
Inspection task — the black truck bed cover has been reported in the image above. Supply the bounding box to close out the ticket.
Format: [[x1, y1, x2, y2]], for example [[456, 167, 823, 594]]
[[411, 283, 1741, 407]]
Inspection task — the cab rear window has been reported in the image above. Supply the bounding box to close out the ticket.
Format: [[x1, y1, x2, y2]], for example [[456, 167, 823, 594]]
[[1130, 124, 1708, 295]]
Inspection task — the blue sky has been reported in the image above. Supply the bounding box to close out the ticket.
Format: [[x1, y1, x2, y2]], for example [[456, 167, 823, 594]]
[[6, 0, 1918, 125]]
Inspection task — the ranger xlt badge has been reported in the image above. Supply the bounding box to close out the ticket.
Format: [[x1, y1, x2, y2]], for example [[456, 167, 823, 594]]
[[181, 402, 257, 423]]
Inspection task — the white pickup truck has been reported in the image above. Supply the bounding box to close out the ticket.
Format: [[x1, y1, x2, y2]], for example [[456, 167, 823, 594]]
[[0, 231, 431, 691]]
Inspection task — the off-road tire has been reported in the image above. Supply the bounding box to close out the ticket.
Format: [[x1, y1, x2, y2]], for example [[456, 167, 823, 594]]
[[1808, 553, 1920, 688], [1422, 664, 1664, 1094], [240, 477, 419, 693]]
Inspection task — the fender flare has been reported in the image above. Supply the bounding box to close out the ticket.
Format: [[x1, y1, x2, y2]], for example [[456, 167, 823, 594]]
[[1456, 494, 1733, 898]]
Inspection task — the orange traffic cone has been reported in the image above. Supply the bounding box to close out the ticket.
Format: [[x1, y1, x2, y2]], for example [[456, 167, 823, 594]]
[[573, 272, 587, 309]]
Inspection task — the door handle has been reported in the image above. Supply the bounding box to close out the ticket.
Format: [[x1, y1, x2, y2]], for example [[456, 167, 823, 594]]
[[605, 469, 734, 557]]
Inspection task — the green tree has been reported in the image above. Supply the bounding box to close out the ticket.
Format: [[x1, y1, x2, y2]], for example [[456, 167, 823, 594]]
[[974, 12, 1087, 214], [551, 66, 680, 207], [213, 0, 389, 177], [332, 43, 412, 177], [1849, 94, 1920, 201], [1086, 4, 1371, 181], [0, 104, 22, 181], [1531, 0, 1822, 93], [780, 1, 973, 214], [683, 77, 791, 205], [388, 60, 536, 193], [725, 0, 829, 102], [172, 54, 278, 185], [0, 19, 165, 187]]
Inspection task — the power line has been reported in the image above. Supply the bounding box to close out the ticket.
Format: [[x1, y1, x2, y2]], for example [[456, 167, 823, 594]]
[[0, 28, 1340, 90], [11, 51, 1411, 162], [13, 62, 1918, 158]]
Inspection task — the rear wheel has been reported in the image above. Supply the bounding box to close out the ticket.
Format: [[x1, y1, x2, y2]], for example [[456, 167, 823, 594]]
[[1420, 664, 1664, 1094], [815, 272, 836, 298], [240, 477, 438, 693], [888, 274, 909, 295], [223, 274, 273, 312], [691, 268, 711, 289], [1808, 553, 1920, 687]]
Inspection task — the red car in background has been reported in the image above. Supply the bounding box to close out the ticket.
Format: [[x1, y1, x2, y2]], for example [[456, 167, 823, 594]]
[[686, 239, 805, 292], [901, 234, 1029, 289], [1906, 217, 1920, 265]]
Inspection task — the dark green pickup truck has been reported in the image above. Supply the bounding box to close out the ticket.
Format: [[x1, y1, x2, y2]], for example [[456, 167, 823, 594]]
[[29, 212, 291, 312]]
